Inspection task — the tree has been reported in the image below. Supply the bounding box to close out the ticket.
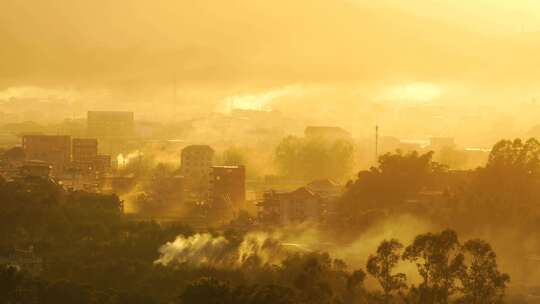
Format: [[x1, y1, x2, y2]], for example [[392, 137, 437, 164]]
[[345, 269, 368, 304], [465, 138, 540, 229], [478, 138, 540, 197], [115, 291, 160, 304], [366, 239, 407, 303], [234, 285, 297, 304], [458, 239, 510, 304], [0, 266, 24, 303], [42, 280, 92, 304], [177, 277, 233, 304], [402, 229, 464, 304], [338, 151, 446, 222], [293, 256, 334, 304], [275, 135, 354, 181]]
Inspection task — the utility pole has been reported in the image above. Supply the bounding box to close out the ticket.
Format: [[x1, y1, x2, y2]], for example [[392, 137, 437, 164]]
[[173, 73, 177, 104], [375, 125, 379, 163]]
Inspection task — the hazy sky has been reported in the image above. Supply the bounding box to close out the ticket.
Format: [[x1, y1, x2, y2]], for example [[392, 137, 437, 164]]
[[0, 0, 539, 121], [365, 0, 540, 33]]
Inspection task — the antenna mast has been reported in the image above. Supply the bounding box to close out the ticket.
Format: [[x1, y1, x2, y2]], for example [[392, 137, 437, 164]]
[[375, 125, 379, 163]]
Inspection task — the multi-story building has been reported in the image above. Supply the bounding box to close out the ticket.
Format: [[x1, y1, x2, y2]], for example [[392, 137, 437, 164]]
[[180, 145, 214, 197], [22, 135, 71, 175], [209, 165, 246, 209], [72, 138, 98, 163], [93, 155, 111, 174], [0, 147, 26, 181], [71, 138, 111, 177]]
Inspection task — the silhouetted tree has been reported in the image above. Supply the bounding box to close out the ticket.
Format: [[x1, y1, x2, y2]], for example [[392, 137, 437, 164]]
[[458, 239, 510, 304], [338, 151, 446, 225], [0, 266, 25, 303], [293, 256, 334, 304], [477, 138, 540, 199], [460, 138, 540, 230], [234, 284, 297, 304], [402, 229, 464, 304], [367, 239, 407, 303], [42, 280, 92, 304], [342, 269, 369, 303], [177, 277, 234, 304]]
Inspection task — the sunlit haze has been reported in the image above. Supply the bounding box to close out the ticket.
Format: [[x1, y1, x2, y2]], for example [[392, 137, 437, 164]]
[[1, 1, 539, 303]]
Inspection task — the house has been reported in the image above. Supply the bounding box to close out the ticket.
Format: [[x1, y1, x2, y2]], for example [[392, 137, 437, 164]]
[[257, 187, 323, 225], [306, 179, 343, 199]]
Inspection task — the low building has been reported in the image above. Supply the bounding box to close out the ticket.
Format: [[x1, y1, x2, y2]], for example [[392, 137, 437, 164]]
[[22, 135, 71, 175], [306, 179, 343, 199], [19, 160, 52, 179], [257, 187, 323, 225]]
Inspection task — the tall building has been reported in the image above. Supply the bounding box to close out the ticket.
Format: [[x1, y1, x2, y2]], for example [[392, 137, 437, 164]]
[[180, 145, 214, 197], [209, 165, 246, 209], [87, 111, 134, 138], [22, 135, 71, 174], [72, 138, 98, 163]]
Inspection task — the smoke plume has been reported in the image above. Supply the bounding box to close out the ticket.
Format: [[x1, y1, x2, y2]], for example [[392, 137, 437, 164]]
[[155, 232, 288, 269]]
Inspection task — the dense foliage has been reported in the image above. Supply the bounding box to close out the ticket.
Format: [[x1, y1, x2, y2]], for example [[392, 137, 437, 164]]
[[2, 138, 539, 303], [275, 135, 354, 181]]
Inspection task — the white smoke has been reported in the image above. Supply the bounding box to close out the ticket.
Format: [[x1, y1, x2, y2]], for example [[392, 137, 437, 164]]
[[154, 232, 288, 269], [154, 215, 435, 271], [117, 150, 143, 169], [155, 234, 230, 267]]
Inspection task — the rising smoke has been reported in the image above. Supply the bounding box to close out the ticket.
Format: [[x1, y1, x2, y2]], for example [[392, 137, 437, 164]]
[[155, 232, 288, 269], [154, 215, 435, 273]]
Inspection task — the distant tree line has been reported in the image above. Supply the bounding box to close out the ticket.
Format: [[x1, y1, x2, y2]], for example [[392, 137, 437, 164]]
[[336, 138, 540, 235], [275, 135, 355, 181]]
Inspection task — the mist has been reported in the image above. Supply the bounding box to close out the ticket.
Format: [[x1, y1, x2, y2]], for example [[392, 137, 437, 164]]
[[1, 1, 540, 303]]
